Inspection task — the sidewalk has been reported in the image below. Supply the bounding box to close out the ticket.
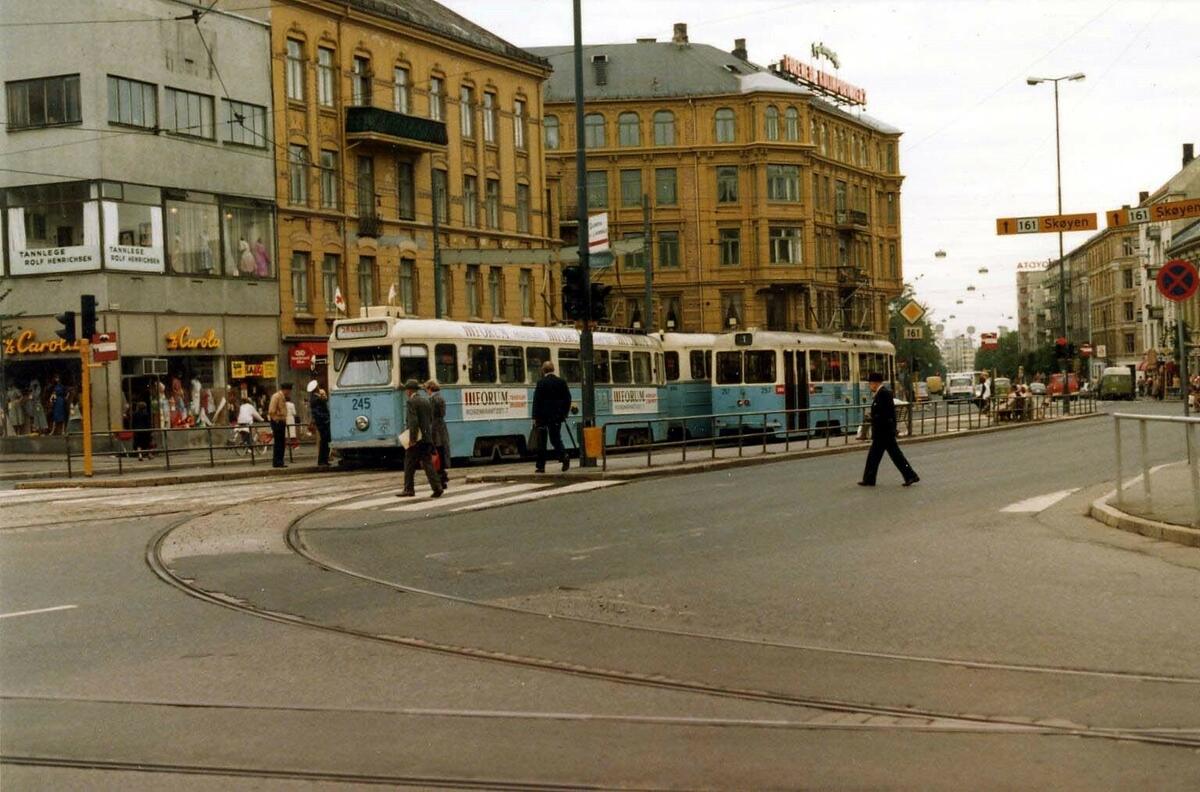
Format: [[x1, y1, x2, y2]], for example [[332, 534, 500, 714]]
[[1091, 462, 1200, 547]]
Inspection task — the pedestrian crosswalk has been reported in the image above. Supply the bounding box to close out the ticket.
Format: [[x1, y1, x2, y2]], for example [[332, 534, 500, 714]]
[[329, 480, 622, 515]]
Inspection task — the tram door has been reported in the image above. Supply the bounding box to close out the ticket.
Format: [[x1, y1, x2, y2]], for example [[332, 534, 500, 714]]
[[783, 351, 810, 431]]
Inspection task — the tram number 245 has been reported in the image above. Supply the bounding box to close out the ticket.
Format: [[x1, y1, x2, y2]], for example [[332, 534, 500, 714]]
[[351, 397, 372, 411]]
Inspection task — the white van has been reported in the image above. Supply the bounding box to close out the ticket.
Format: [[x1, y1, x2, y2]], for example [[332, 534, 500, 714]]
[[946, 371, 978, 401]]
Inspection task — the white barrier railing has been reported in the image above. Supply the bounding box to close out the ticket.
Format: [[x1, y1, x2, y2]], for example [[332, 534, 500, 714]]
[[1112, 413, 1200, 527]]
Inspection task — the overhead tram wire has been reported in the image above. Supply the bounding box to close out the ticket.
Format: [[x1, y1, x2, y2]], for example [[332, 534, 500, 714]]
[[0, 3, 274, 27]]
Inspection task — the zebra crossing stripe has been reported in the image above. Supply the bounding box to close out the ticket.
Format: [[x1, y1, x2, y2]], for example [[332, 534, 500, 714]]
[[450, 480, 622, 513], [330, 482, 495, 511], [386, 482, 550, 512]]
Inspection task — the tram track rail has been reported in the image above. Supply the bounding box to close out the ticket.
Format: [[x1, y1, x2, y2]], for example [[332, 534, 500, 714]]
[[126, 493, 1200, 751]]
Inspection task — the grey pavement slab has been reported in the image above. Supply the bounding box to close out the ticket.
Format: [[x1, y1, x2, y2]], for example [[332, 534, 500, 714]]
[[1108, 460, 1200, 529]]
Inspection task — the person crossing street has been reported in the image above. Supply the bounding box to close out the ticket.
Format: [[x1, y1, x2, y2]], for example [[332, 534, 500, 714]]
[[397, 379, 443, 498], [532, 361, 572, 473], [859, 372, 919, 487]]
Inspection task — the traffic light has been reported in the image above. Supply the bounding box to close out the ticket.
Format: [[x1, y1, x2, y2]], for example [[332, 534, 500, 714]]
[[80, 294, 97, 340], [562, 265, 586, 320], [54, 310, 77, 344], [589, 282, 612, 322], [1054, 337, 1069, 359]]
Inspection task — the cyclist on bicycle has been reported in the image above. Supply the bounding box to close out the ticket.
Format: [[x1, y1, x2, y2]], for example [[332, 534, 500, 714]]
[[234, 396, 264, 448]]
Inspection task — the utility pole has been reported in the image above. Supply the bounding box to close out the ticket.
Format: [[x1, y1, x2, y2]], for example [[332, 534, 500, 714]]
[[642, 194, 653, 331], [572, 0, 596, 466]]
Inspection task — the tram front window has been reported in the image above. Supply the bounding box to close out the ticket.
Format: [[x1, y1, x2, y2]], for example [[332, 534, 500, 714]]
[[716, 352, 742, 384], [336, 346, 393, 387], [744, 350, 775, 383]]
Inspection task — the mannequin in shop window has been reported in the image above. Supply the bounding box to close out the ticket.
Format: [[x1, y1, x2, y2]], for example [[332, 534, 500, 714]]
[[198, 229, 214, 274], [254, 238, 271, 277], [156, 382, 170, 430], [190, 377, 202, 418], [27, 380, 47, 435], [238, 238, 256, 276]]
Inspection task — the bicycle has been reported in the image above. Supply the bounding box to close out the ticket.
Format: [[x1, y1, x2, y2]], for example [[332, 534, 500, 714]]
[[227, 424, 273, 457]]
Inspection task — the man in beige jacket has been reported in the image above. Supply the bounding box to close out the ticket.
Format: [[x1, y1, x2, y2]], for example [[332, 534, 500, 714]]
[[267, 383, 292, 468]]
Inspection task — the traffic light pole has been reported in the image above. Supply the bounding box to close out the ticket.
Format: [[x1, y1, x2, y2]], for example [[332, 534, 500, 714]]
[[572, 0, 596, 466], [79, 339, 94, 477]]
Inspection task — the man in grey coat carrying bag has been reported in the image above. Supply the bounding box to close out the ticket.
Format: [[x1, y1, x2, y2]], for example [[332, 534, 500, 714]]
[[397, 379, 443, 498]]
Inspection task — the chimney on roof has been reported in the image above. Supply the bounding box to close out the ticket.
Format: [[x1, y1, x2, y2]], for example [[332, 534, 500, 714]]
[[1138, 190, 1149, 203], [672, 23, 688, 45], [733, 38, 747, 60], [1185, 143, 1195, 167]]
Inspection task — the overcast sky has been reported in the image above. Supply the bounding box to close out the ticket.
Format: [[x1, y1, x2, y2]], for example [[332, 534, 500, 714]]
[[443, 0, 1200, 340]]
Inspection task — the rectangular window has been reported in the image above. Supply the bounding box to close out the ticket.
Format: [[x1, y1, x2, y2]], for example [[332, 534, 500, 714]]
[[689, 350, 712, 380], [358, 256, 375, 307], [1123, 301, 1134, 321], [438, 265, 452, 317], [766, 164, 800, 202], [164, 87, 214, 139], [288, 145, 309, 205], [222, 99, 266, 147], [559, 348, 582, 383], [489, 268, 504, 318], [516, 184, 531, 233], [721, 292, 744, 327], [351, 56, 371, 106], [291, 251, 310, 311], [466, 265, 482, 317], [286, 40, 304, 102], [623, 234, 645, 269], [632, 352, 652, 385], [322, 254, 340, 311], [744, 350, 776, 383], [655, 168, 677, 206], [525, 347, 550, 383], [399, 259, 417, 313], [620, 169, 642, 207], [460, 85, 475, 137], [337, 346, 392, 387], [433, 169, 449, 222], [483, 92, 497, 143], [586, 170, 608, 208], [397, 160, 415, 220], [498, 345, 524, 384], [222, 201, 274, 277], [6, 74, 81, 130], [1123, 332, 1135, 354], [317, 48, 335, 107], [716, 166, 739, 203], [485, 178, 500, 229], [463, 175, 478, 227], [468, 344, 496, 383], [769, 227, 802, 264], [887, 192, 896, 224], [513, 98, 526, 149], [319, 150, 338, 209], [399, 344, 430, 384], [813, 173, 822, 210], [166, 196, 219, 275], [716, 352, 742, 384], [435, 343, 457, 383], [888, 243, 897, 277], [429, 76, 444, 121], [519, 269, 533, 318], [658, 231, 680, 269], [593, 350, 610, 384], [611, 351, 633, 384], [719, 228, 740, 266], [664, 351, 680, 381], [1122, 268, 1134, 289], [393, 67, 409, 113], [107, 75, 156, 129]]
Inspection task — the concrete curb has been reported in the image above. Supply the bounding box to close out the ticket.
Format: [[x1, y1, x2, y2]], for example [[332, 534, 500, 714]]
[[465, 410, 1105, 485], [1089, 493, 1200, 548], [15, 464, 339, 490]]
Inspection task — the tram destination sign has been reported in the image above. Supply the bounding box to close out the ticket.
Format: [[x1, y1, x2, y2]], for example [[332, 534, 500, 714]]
[[1106, 198, 1200, 228], [996, 213, 1098, 235]]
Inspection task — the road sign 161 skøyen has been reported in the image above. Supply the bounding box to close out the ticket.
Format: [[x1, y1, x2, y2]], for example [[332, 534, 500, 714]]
[[996, 213, 1098, 235]]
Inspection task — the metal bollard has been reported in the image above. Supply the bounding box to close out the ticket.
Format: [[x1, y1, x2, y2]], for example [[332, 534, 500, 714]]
[[1189, 424, 1200, 527], [1114, 417, 1124, 507], [1138, 421, 1151, 501]]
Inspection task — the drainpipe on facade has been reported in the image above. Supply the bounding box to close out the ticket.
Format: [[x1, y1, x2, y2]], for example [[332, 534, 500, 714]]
[[689, 97, 705, 331]]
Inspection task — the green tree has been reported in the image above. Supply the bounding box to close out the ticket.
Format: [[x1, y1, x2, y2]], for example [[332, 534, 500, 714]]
[[974, 331, 1020, 379]]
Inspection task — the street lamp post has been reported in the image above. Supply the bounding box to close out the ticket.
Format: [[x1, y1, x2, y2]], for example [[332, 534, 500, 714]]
[[1027, 72, 1084, 411]]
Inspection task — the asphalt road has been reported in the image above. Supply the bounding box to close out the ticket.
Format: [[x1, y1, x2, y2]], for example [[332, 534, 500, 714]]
[[3, 400, 1199, 789]]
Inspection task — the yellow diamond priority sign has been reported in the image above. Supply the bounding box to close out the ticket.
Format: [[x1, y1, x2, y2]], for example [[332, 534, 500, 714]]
[[899, 300, 925, 324]]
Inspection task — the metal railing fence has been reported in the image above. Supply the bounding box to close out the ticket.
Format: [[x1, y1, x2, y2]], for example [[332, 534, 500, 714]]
[[1112, 412, 1200, 528]]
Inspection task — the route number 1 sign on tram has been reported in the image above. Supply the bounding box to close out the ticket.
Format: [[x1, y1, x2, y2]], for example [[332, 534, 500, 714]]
[[1156, 259, 1199, 303]]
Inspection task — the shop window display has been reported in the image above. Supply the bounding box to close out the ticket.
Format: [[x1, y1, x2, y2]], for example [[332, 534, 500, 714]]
[[222, 202, 275, 278], [166, 196, 220, 274], [103, 199, 164, 272], [5, 182, 100, 274]]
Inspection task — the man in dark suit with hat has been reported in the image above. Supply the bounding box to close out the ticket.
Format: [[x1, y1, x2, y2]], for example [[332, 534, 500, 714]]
[[397, 379, 443, 498], [859, 372, 920, 487]]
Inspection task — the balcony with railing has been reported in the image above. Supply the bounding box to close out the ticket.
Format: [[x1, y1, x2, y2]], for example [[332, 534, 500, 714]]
[[345, 106, 448, 151], [356, 213, 384, 238], [835, 209, 869, 231]]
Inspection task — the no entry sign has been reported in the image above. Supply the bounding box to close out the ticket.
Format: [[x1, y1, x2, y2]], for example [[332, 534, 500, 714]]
[[1156, 258, 1199, 303]]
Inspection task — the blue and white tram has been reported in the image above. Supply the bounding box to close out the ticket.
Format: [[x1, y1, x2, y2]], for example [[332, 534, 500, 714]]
[[328, 315, 670, 461], [705, 330, 895, 436], [659, 332, 716, 440]]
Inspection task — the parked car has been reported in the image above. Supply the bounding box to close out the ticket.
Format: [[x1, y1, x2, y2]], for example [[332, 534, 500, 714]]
[[1098, 366, 1135, 400]]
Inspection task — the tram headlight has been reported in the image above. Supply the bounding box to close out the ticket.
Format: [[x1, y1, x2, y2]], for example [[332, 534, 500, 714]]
[[355, 415, 370, 431]]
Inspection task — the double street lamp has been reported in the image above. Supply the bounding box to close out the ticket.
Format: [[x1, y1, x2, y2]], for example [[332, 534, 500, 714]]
[[1027, 72, 1085, 405]]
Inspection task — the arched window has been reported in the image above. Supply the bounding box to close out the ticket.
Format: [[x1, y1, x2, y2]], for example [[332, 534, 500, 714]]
[[714, 107, 735, 143], [584, 113, 606, 148], [618, 112, 640, 146], [653, 110, 675, 146], [764, 105, 779, 141], [785, 107, 799, 141], [543, 115, 560, 149]]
